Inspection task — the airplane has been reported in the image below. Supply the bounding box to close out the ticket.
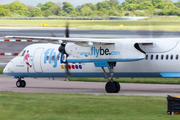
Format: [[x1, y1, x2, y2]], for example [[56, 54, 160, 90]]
[[3, 26, 180, 93]]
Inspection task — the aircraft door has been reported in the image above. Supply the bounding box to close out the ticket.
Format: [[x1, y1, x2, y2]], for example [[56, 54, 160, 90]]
[[33, 48, 44, 72]]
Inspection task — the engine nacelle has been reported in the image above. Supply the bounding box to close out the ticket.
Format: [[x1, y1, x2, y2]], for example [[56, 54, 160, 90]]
[[59, 41, 146, 63]]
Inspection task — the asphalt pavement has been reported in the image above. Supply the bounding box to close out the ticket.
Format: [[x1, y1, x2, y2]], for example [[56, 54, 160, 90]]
[[1, 74, 180, 96]]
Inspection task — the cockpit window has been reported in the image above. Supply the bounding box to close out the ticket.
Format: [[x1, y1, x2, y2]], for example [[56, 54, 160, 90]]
[[18, 50, 26, 56]]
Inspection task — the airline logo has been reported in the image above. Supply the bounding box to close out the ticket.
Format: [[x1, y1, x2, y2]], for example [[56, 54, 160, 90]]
[[80, 47, 120, 57], [44, 48, 82, 69]]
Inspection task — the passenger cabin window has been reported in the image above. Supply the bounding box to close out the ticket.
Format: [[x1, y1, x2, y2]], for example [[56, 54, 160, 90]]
[[146, 54, 179, 60], [46, 56, 49, 60], [161, 55, 164, 60], [176, 55, 179, 60], [156, 55, 158, 60], [151, 55, 153, 60], [170, 55, 173, 60], [52, 56, 54, 60], [57, 55, 60, 60], [166, 55, 169, 60]]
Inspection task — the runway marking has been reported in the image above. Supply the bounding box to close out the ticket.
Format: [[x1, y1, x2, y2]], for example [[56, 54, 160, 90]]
[[0, 52, 19, 56], [0, 39, 45, 42]]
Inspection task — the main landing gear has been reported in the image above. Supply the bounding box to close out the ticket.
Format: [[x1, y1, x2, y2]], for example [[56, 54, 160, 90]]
[[102, 62, 120, 93], [16, 78, 26, 88]]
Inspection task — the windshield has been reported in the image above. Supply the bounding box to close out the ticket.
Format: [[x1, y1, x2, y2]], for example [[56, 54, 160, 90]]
[[18, 50, 26, 56]]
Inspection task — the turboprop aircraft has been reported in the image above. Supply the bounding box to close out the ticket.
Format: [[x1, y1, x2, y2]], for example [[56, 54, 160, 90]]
[[3, 25, 180, 93]]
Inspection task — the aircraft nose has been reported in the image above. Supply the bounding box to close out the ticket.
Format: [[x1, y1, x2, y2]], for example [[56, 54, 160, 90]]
[[3, 64, 9, 74], [3, 61, 13, 75]]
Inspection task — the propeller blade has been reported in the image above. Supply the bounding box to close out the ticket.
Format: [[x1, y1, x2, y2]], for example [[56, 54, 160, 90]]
[[65, 22, 69, 38], [51, 32, 57, 37], [66, 60, 70, 77]]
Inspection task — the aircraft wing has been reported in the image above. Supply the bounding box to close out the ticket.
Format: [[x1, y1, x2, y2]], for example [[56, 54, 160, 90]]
[[4, 36, 115, 45]]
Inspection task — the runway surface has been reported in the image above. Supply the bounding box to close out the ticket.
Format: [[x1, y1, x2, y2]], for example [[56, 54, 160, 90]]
[[1, 75, 180, 96], [1, 27, 180, 38]]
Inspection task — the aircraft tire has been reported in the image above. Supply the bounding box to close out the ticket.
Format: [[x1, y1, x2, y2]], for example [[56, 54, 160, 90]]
[[21, 80, 26, 87], [16, 80, 22, 87], [114, 81, 120, 93], [105, 81, 116, 93]]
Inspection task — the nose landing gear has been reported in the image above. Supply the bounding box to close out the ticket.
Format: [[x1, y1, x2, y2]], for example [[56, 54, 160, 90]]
[[16, 78, 26, 88]]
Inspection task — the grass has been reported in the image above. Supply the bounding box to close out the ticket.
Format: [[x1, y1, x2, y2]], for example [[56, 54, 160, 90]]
[[146, 16, 180, 20], [69, 78, 180, 84], [0, 92, 178, 120], [0, 67, 4, 74], [1, 19, 180, 31]]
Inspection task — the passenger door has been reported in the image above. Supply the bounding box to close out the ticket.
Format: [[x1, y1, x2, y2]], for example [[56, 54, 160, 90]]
[[33, 48, 44, 72]]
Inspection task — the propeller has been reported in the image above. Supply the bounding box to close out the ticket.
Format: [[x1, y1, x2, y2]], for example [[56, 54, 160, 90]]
[[65, 22, 69, 38], [65, 22, 70, 77], [65, 55, 70, 77], [58, 22, 70, 77]]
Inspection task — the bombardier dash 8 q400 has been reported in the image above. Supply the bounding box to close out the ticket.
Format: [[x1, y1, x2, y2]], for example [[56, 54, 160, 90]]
[[3, 26, 180, 93]]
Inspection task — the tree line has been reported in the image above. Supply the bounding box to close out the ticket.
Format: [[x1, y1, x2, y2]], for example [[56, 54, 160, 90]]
[[0, 0, 180, 17]]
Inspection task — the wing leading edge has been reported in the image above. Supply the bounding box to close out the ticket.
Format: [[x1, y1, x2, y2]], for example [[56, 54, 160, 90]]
[[4, 36, 115, 45]]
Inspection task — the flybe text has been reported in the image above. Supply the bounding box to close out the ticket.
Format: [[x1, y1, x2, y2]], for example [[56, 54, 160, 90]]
[[80, 47, 120, 57]]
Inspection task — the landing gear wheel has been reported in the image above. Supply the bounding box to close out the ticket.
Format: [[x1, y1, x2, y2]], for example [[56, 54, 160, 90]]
[[114, 81, 120, 93], [21, 80, 26, 87], [105, 81, 116, 93], [16, 80, 22, 87], [16, 80, 26, 88]]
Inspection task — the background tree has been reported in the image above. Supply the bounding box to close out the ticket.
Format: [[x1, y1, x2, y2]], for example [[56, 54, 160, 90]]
[[141, 1, 154, 10], [27, 6, 34, 11], [0, 8, 10, 16], [152, 0, 163, 6], [137, 0, 151, 3], [164, 1, 178, 10], [37, 3, 43, 9], [9, 1, 29, 16], [41, 1, 55, 11], [106, 0, 119, 7], [1, 0, 180, 17], [29, 7, 42, 17], [96, 1, 111, 10], [155, 2, 165, 9], [58, 11, 68, 16], [125, 0, 137, 4], [80, 6, 92, 16], [121, 1, 131, 10], [2, 5, 9, 10], [50, 3, 61, 15], [81, 3, 97, 11], [177, 0, 180, 7], [62, 2, 74, 14], [43, 10, 52, 17]]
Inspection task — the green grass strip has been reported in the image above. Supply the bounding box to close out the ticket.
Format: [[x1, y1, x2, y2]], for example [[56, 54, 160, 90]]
[[0, 92, 178, 120], [1, 19, 180, 31], [69, 78, 180, 84], [0, 67, 4, 74]]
